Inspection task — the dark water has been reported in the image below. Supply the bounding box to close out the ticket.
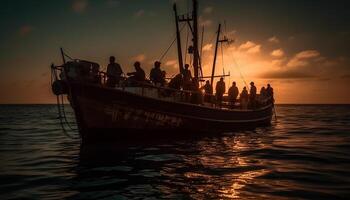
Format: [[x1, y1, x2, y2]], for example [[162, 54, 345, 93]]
[[0, 105, 350, 200]]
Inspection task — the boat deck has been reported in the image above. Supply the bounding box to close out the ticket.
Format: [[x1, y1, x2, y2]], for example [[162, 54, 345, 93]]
[[110, 86, 270, 112]]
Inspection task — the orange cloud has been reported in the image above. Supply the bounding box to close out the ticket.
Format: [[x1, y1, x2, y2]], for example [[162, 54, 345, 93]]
[[287, 50, 320, 67], [202, 43, 213, 51], [271, 49, 284, 57], [268, 36, 279, 43], [132, 54, 146, 62]]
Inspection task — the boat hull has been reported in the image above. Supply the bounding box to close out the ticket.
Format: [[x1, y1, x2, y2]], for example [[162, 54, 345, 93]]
[[68, 82, 273, 143]]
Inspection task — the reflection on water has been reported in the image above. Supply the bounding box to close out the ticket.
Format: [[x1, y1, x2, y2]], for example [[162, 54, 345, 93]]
[[0, 105, 350, 199]]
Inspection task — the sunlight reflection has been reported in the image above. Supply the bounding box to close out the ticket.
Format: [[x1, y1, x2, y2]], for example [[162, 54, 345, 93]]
[[183, 135, 270, 199]]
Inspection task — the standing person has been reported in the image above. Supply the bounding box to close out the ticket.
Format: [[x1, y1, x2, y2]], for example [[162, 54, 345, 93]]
[[201, 80, 213, 102], [182, 64, 192, 90], [249, 82, 257, 108], [266, 84, 274, 103], [240, 86, 249, 109], [228, 81, 239, 108], [266, 84, 274, 98], [106, 56, 123, 87], [150, 61, 164, 86], [190, 77, 202, 104], [260, 86, 267, 98], [127, 61, 145, 85], [168, 74, 183, 90], [215, 77, 226, 106]]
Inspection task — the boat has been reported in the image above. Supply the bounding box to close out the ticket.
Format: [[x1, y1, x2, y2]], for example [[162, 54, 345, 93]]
[[50, 0, 275, 143]]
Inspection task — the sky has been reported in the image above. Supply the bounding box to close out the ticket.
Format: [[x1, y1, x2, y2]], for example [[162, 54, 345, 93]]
[[0, 0, 349, 104]]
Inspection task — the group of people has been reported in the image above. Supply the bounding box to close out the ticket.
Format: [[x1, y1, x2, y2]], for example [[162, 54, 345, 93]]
[[105, 56, 166, 87], [201, 78, 274, 108], [104, 56, 274, 108]]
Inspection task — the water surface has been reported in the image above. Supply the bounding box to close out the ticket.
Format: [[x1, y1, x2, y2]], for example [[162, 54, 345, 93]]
[[0, 105, 350, 199]]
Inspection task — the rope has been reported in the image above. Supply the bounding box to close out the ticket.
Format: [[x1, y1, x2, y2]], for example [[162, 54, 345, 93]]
[[159, 24, 186, 61], [225, 43, 249, 89], [184, 23, 189, 64], [221, 41, 225, 77], [60, 95, 78, 131], [58, 95, 79, 139]]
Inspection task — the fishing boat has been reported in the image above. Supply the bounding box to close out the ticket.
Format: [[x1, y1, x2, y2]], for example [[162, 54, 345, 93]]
[[50, 0, 275, 143]]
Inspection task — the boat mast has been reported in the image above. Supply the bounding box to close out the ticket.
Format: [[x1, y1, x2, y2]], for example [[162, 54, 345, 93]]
[[211, 24, 221, 86], [60, 47, 66, 64], [192, 0, 199, 80], [211, 24, 229, 86], [173, 4, 184, 74]]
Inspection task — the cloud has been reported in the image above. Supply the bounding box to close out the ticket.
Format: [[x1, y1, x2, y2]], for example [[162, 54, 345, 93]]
[[203, 6, 213, 14], [239, 41, 261, 54], [271, 58, 286, 67], [72, 0, 88, 13], [202, 43, 213, 51], [199, 16, 212, 27], [246, 45, 261, 54], [259, 70, 315, 79], [165, 59, 177, 66], [268, 36, 279, 43], [271, 49, 284, 57], [133, 54, 146, 62], [134, 9, 145, 17], [226, 30, 237, 37], [19, 25, 34, 36], [287, 50, 320, 67]]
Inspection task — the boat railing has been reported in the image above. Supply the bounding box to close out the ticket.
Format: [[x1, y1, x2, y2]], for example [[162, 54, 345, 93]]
[[51, 63, 274, 110]]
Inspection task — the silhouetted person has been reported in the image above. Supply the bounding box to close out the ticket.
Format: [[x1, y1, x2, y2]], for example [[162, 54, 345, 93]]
[[91, 63, 101, 84], [168, 74, 183, 90], [228, 81, 239, 108], [201, 80, 213, 102], [216, 77, 226, 106], [127, 61, 145, 86], [260, 86, 267, 98], [106, 56, 123, 87], [266, 84, 274, 103], [266, 84, 274, 97], [166, 74, 183, 96], [150, 61, 165, 86], [249, 82, 257, 108], [190, 77, 202, 104], [162, 71, 167, 85], [182, 64, 192, 90], [240, 87, 249, 109]]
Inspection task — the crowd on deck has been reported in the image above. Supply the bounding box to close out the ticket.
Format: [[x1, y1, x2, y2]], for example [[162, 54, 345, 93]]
[[79, 56, 274, 109]]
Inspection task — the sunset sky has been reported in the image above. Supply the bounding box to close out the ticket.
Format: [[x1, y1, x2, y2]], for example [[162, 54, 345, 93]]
[[0, 0, 349, 104]]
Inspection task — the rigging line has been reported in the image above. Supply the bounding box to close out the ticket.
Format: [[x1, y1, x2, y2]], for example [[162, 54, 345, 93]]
[[60, 95, 78, 131], [59, 95, 79, 139], [185, 21, 189, 64], [224, 20, 227, 36], [61, 48, 74, 61], [159, 23, 186, 61], [56, 95, 75, 139], [225, 43, 249, 89], [221, 40, 225, 77]]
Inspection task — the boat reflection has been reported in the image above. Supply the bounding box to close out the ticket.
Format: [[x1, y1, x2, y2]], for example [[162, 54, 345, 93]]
[[73, 129, 273, 199]]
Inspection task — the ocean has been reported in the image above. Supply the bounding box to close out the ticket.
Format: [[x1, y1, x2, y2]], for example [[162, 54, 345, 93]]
[[0, 105, 349, 200]]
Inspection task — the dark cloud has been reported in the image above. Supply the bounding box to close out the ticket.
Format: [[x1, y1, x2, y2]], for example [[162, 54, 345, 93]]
[[19, 25, 34, 36]]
